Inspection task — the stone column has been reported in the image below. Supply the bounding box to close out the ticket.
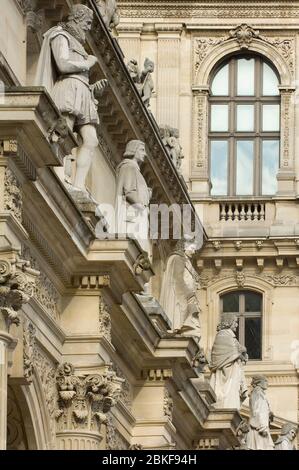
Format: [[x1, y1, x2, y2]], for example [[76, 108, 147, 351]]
[[155, 25, 183, 129]]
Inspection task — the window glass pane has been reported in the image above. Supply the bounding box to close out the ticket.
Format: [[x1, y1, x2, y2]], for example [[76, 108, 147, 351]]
[[211, 64, 229, 96], [237, 58, 255, 96], [222, 292, 240, 313], [210, 140, 228, 195], [211, 104, 229, 131], [236, 141, 254, 195], [245, 291, 262, 312], [236, 105, 255, 131], [263, 62, 279, 96], [262, 104, 280, 131], [245, 317, 262, 359], [262, 140, 279, 195]]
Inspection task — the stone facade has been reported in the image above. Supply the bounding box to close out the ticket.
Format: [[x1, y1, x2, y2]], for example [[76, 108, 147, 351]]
[[0, 0, 298, 451]]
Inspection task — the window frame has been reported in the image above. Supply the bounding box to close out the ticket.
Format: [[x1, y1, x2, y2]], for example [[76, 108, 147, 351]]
[[209, 54, 280, 197], [220, 290, 263, 360]]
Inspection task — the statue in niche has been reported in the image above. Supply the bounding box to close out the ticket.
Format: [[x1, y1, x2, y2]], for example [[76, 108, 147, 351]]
[[209, 313, 248, 409], [275, 423, 298, 450], [126, 58, 155, 109], [159, 125, 184, 171], [115, 140, 152, 252], [96, 0, 120, 30], [160, 237, 201, 344], [246, 376, 274, 450], [35, 4, 108, 193]]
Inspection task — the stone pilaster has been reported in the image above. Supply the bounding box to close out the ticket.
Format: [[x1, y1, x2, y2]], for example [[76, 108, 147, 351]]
[[131, 369, 176, 449], [55, 363, 123, 450], [156, 25, 183, 129], [190, 86, 210, 195], [277, 86, 296, 196], [0, 256, 37, 448]]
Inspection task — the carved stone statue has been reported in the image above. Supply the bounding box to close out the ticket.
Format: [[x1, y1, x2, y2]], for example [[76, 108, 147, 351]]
[[209, 313, 248, 409], [160, 237, 201, 343], [115, 140, 152, 251], [127, 59, 140, 85], [275, 423, 298, 450], [96, 0, 120, 30], [127, 58, 154, 109], [159, 125, 184, 171], [139, 58, 155, 109], [35, 4, 108, 193], [246, 376, 274, 450]]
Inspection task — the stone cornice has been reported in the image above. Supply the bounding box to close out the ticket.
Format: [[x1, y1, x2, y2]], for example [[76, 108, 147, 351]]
[[118, 0, 299, 18]]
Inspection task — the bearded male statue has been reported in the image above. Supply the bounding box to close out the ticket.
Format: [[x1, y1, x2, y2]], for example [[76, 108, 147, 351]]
[[35, 4, 108, 193]]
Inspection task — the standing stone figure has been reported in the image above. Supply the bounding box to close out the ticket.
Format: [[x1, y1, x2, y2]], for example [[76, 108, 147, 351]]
[[115, 140, 152, 251], [209, 313, 248, 409], [139, 58, 155, 109], [275, 423, 298, 450], [35, 4, 108, 192], [159, 125, 184, 171], [96, 0, 120, 30], [127, 59, 140, 85], [246, 376, 274, 450], [160, 237, 201, 343], [127, 58, 154, 109]]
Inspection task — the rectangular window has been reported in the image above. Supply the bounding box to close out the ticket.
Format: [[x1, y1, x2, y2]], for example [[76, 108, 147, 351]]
[[262, 104, 280, 131], [245, 317, 262, 360], [237, 58, 255, 96], [210, 140, 228, 195], [236, 104, 255, 131], [262, 140, 279, 195], [210, 104, 229, 131], [236, 140, 254, 195]]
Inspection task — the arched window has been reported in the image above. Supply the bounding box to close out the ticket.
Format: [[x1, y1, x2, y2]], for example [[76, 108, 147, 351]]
[[209, 55, 280, 196], [220, 290, 262, 360]]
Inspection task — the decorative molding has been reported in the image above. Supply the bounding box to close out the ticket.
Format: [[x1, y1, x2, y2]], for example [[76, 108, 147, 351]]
[[194, 28, 295, 78], [112, 364, 132, 410], [23, 318, 36, 383], [141, 368, 173, 381], [163, 388, 173, 421], [118, 1, 299, 19], [55, 363, 123, 435], [99, 294, 112, 342], [33, 345, 57, 446], [198, 269, 297, 289], [106, 415, 129, 450], [0, 256, 37, 332], [263, 274, 296, 286], [194, 437, 220, 450], [22, 245, 60, 322], [72, 275, 110, 290], [22, 218, 71, 285], [4, 167, 22, 223]]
